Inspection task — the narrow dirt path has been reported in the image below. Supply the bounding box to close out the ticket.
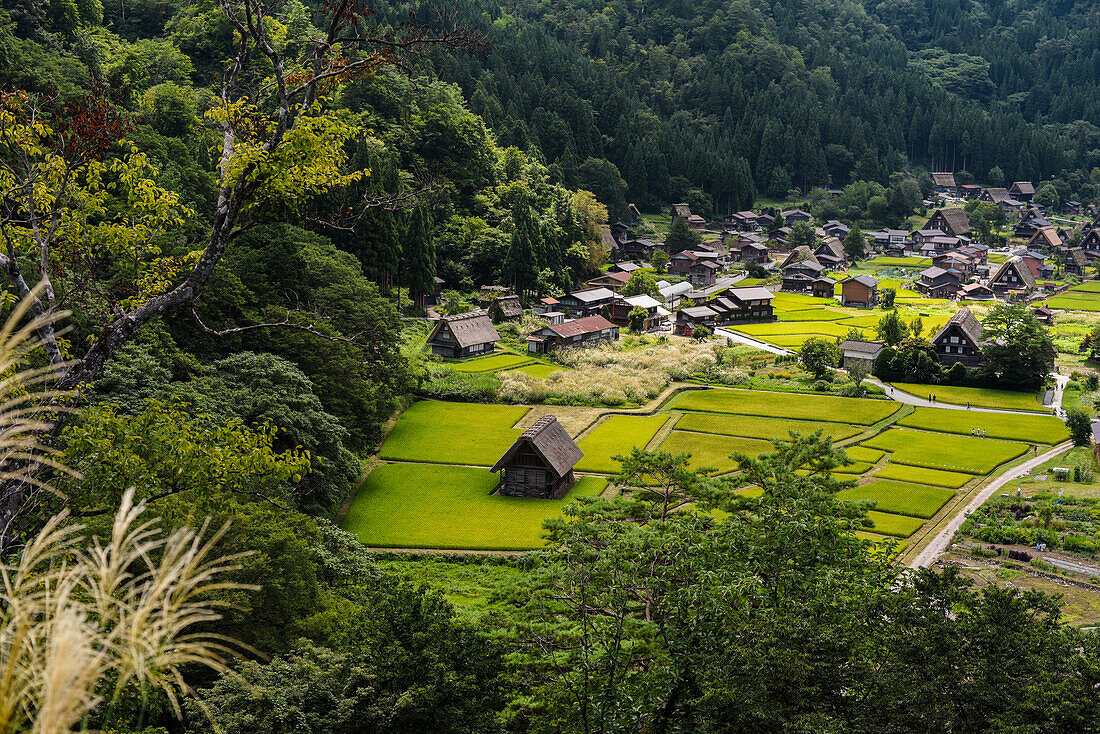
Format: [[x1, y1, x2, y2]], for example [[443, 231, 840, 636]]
[[908, 442, 1072, 569]]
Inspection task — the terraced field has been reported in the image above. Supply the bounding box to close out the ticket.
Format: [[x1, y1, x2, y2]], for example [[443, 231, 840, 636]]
[[669, 388, 900, 425], [351, 383, 1055, 552]]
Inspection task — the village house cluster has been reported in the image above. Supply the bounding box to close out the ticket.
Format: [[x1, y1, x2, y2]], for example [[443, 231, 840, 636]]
[[426, 177, 1084, 368]]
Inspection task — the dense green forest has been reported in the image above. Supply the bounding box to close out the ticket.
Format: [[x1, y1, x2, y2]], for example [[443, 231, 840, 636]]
[[1, 0, 1100, 730], [409, 0, 1100, 210]]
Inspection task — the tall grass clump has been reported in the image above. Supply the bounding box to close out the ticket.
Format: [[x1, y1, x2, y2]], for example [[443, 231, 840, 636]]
[[0, 293, 250, 732], [499, 340, 724, 405]]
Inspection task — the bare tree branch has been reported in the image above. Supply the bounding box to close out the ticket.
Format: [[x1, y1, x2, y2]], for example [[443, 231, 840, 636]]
[[190, 306, 370, 348]]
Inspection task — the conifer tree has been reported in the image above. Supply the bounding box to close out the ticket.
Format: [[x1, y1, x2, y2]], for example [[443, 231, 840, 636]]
[[403, 206, 436, 309], [505, 201, 541, 298]]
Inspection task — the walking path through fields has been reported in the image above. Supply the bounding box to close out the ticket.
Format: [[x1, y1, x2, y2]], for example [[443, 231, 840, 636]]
[[908, 442, 1073, 569]]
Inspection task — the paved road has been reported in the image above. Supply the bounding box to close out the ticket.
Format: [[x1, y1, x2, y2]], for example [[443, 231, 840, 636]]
[[713, 328, 792, 356], [715, 330, 1065, 416], [1050, 373, 1069, 418], [909, 442, 1073, 569]]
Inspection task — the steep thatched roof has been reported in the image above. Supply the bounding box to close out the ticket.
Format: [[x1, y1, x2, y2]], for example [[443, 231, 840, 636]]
[[932, 172, 957, 187], [989, 256, 1038, 290], [933, 307, 983, 344], [427, 309, 500, 348], [491, 415, 582, 479]]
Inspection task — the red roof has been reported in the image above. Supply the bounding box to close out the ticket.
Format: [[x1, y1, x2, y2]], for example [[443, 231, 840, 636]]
[[548, 315, 616, 338]]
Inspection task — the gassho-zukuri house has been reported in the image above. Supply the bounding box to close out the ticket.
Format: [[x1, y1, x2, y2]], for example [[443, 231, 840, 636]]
[[426, 310, 501, 358], [490, 415, 583, 499]]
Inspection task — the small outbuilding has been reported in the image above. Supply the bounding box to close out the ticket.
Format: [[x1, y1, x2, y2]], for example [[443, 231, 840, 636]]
[[491, 415, 583, 499], [489, 295, 524, 322], [840, 275, 879, 308], [840, 339, 884, 370]]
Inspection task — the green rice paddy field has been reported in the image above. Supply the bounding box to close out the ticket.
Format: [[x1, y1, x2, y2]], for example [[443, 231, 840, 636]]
[[897, 407, 1068, 443], [838, 480, 955, 519], [864, 510, 925, 538], [889, 383, 1049, 412], [451, 353, 534, 372], [659, 430, 772, 473], [343, 464, 607, 550], [1044, 292, 1100, 311], [352, 383, 1055, 551], [670, 388, 900, 425], [379, 400, 529, 465], [673, 413, 864, 442], [865, 256, 931, 268], [574, 414, 670, 473], [873, 463, 974, 488], [863, 429, 1029, 474]]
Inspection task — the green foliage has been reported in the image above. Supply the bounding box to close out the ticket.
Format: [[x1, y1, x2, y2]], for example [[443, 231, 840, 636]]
[[185, 224, 410, 450], [664, 215, 700, 254], [799, 336, 841, 378], [980, 302, 1057, 390], [59, 400, 311, 515], [621, 270, 659, 298], [879, 287, 897, 309], [1065, 406, 1093, 447], [787, 221, 816, 250], [1035, 183, 1061, 211], [169, 352, 361, 515], [627, 305, 648, 332], [191, 593, 507, 734], [843, 225, 865, 262], [876, 310, 909, 345], [649, 249, 669, 273]]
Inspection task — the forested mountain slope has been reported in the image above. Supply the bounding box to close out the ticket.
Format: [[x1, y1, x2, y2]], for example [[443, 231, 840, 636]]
[[417, 0, 1100, 210]]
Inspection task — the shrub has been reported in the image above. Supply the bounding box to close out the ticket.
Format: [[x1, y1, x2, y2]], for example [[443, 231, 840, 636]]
[[1065, 406, 1093, 447]]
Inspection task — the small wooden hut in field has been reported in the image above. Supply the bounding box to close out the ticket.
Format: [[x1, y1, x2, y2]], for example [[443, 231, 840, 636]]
[[491, 415, 582, 499]]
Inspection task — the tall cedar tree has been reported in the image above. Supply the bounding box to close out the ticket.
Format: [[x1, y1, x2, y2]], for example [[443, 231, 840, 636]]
[[665, 216, 700, 254], [403, 207, 436, 308], [843, 225, 865, 262], [505, 200, 541, 298]]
